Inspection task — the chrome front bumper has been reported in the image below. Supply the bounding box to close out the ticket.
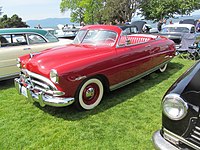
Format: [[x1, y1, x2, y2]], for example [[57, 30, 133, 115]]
[[14, 78, 75, 107], [152, 130, 179, 150]]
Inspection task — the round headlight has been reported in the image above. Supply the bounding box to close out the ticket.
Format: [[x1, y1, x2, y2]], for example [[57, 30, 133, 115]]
[[50, 69, 59, 84], [16, 58, 21, 68], [162, 93, 188, 120]]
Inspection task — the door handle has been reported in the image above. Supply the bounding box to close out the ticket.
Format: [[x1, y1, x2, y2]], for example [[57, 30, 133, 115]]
[[23, 48, 31, 50]]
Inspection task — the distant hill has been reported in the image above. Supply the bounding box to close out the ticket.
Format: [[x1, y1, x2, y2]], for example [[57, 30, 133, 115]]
[[26, 18, 78, 28]]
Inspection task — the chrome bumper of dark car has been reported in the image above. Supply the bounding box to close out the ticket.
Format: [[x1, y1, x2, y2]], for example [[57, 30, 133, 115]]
[[14, 78, 75, 107], [152, 130, 179, 150]]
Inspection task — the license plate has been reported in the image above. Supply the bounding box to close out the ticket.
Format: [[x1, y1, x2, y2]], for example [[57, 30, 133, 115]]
[[21, 86, 28, 98]]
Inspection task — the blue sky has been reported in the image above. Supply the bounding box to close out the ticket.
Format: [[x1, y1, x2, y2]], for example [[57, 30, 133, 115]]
[[0, 0, 200, 21], [0, 0, 70, 21]]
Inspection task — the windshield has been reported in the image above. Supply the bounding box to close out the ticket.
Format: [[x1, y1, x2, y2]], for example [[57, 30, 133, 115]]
[[44, 32, 58, 42], [161, 27, 189, 33], [73, 29, 117, 46]]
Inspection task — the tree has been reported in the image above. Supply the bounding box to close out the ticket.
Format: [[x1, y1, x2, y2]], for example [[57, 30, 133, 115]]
[[139, 0, 200, 21], [102, 0, 142, 24], [0, 14, 29, 28], [60, 0, 105, 24], [60, 0, 141, 24], [60, 0, 200, 24]]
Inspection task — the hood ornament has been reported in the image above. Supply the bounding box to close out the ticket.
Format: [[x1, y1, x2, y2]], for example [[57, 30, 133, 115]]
[[29, 52, 41, 58]]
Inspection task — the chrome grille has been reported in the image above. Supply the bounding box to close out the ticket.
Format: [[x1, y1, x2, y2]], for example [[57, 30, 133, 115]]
[[188, 124, 200, 147], [20, 69, 57, 95]]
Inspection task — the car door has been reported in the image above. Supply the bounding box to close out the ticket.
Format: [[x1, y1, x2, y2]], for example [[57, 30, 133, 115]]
[[111, 36, 152, 86], [0, 33, 31, 77]]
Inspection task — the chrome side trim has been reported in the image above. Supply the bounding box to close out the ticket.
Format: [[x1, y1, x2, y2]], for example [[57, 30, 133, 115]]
[[110, 60, 171, 91], [0, 73, 19, 81], [163, 128, 200, 150], [0, 64, 17, 68]]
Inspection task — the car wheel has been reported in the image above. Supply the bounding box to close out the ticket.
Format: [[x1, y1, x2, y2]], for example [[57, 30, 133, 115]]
[[75, 78, 104, 110], [159, 63, 167, 73]]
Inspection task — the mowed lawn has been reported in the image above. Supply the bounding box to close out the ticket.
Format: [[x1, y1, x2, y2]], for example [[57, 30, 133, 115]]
[[0, 57, 195, 150]]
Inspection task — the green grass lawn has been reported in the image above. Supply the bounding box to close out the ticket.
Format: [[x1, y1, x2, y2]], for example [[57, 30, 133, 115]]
[[0, 57, 195, 150]]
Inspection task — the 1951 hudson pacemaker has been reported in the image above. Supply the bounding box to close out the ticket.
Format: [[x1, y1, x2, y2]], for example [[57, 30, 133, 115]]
[[14, 25, 175, 110]]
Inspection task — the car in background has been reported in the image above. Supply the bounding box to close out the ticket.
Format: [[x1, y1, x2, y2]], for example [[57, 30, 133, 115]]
[[179, 19, 198, 26], [117, 24, 138, 35], [0, 28, 72, 81], [160, 24, 196, 45], [152, 61, 200, 150], [131, 20, 153, 33], [14, 25, 175, 110]]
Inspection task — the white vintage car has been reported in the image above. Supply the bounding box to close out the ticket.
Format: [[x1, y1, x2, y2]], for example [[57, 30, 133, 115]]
[[0, 28, 72, 81], [160, 24, 197, 45]]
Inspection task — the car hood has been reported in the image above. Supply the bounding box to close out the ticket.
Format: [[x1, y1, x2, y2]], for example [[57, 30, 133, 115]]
[[165, 61, 200, 106], [25, 44, 112, 77]]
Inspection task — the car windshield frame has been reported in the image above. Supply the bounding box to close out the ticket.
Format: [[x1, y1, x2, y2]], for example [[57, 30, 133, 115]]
[[73, 29, 117, 47]]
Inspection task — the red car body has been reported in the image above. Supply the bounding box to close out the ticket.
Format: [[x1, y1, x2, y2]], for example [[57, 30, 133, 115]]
[[15, 25, 176, 110]]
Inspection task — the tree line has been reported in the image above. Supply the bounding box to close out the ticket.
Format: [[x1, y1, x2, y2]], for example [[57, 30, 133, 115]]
[[0, 7, 28, 28], [0, 0, 200, 28], [60, 0, 200, 25]]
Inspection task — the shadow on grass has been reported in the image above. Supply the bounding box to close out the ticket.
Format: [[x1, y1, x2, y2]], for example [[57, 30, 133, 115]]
[[0, 78, 15, 90], [35, 62, 184, 121]]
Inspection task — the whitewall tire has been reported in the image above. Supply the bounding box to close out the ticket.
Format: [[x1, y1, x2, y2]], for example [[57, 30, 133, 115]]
[[75, 78, 104, 110], [159, 63, 168, 73]]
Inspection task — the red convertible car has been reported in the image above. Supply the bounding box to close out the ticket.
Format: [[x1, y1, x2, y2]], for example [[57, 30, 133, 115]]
[[14, 25, 176, 110]]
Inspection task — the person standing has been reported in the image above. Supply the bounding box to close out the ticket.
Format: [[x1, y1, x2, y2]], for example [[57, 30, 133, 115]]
[[196, 19, 200, 32], [157, 19, 163, 32]]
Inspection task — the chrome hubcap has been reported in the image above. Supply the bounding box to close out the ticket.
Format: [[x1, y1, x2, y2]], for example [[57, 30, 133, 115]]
[[85, 87, 95, 99]]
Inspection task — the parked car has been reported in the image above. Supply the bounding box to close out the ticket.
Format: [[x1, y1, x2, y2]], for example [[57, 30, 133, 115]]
[[117, 24, 138, 35], [0, 28, 72, 81], [14, 25, 175, 110], [159, 24, 197, 45], [131, 20, 153, 33], [179, 19, 198, 26], [152, 60, 200, 150]]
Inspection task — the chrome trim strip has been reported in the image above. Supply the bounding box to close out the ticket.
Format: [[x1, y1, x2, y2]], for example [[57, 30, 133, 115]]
[[110, 60, 171, 91], [194, 130, 200, 136], [192, 133, 200, 140], [0, 64, 17, 68], [163, 128, 200, 150], [31, 79, 50, 89], [195, 126, 200, 131], [0, 73, 19, 81]]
